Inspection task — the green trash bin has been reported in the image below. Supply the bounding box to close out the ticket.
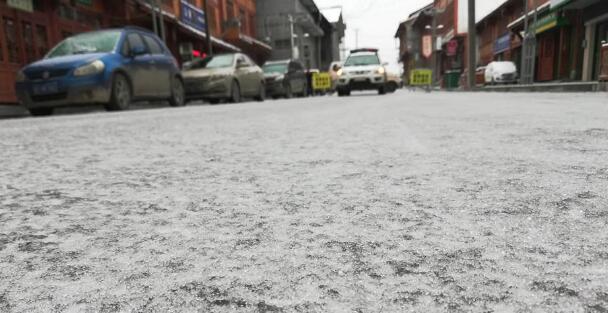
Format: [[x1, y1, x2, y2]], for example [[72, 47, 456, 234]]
[[444, 70, 461, 90]]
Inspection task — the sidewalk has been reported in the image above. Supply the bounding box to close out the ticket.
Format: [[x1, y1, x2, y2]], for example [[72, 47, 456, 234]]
[[482, 81, 601, 92], [0, 105, 28, 118]]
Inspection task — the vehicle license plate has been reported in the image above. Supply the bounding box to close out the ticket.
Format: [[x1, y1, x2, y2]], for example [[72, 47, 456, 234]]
[[33, 82, 59, 95]]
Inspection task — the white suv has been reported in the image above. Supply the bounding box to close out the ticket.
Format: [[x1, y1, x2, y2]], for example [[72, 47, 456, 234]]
[[336, 48, 388, 96]]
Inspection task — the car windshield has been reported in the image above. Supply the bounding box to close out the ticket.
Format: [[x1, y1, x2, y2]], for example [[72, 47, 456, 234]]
[[344, 54, 380, 67], [187, 55, 235, 70], [263, 63, 288, 74], [46, 31, 121, 58]]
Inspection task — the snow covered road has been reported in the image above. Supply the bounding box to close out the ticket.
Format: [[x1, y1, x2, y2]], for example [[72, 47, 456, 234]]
[[1, 91, 607, 312]]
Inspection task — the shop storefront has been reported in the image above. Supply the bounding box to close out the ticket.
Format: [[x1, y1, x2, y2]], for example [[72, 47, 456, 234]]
[[578, 1, 608, 81]]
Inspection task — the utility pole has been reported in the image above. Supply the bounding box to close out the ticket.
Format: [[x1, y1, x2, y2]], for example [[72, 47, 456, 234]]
[[431, 10, 438, 87], [153, 0, 166, 42], [204, 0, 213, 56], [467, 0, 476, 90], [150, 0, 158, 36], [521, 0, 537, 84], [289, 14, 296, 59]]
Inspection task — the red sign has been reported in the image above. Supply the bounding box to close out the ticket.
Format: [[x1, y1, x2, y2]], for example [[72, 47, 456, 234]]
[[422, 35, 432, 59], [447, 39, 458, 56]]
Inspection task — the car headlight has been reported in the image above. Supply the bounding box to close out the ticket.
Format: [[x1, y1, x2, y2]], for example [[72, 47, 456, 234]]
[[376, 67, 385, 75], [74, 60, 105, 77], [276, 74, 284, 81], [16, 70, 26, 82], [336, 69, 343, 76]]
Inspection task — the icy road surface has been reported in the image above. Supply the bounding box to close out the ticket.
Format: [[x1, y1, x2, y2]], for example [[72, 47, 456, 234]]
[[1, 91, 607, 312]]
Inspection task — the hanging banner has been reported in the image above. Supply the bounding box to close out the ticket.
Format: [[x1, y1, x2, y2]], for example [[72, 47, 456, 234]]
[[422, 35, 432, 59], [447, 39, 458, 56]]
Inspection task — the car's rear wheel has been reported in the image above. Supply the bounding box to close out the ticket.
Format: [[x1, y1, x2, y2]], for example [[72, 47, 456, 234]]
[[106, 73, 131, 111], [29, 108, 53, 117], [254, 82, 265, 102], [169, 77, 185, 107], [229, 80, 241, 103], [300, 83, 309, 97]]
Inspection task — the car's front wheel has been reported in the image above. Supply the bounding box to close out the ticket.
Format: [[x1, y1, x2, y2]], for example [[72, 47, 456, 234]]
[[29, 107, 53, 117], [229, 80, 241, 103], [169, 77, 185, 107], [337, 89, 350, 97], [378, 85, 387, 95], [284, 84, 293, 99], [254, 82, 265, 102], [105, 73, 131, 111]]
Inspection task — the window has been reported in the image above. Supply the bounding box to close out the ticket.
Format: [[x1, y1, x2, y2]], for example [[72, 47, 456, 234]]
[[127, 33, 146, 53], [22, 22, 36, 63], [121, 39, 130, 56], [143, 35, 162, 54], [47, 30, 121, 58], [35, 25, 49, 59], [185, 54, 235, 69], [4, 18, 20, 63]]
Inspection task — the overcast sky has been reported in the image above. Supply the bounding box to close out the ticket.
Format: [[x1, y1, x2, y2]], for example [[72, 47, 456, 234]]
[[314, 0, 507, 71]]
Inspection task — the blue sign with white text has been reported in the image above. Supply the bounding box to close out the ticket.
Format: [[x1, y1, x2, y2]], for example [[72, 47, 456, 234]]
[[494, 33, 510, 55], [180, 0, 206, 32]]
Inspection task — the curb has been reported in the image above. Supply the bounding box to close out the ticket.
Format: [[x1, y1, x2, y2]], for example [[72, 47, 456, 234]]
[[0, 105, 28, 118]]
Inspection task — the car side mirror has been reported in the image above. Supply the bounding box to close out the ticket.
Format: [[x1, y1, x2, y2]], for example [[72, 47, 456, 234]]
[[130, 46, 147, 57]]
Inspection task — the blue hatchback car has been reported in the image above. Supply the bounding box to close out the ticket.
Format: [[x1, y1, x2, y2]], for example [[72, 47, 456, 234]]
[[15, 27, 185, 116]]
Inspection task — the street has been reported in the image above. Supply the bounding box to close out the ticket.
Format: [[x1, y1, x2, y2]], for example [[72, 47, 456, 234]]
[[1, 91, 607, 312]]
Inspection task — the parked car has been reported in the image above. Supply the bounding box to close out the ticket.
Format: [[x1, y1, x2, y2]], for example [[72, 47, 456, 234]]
[[262, 60, 307, 99], [485, 61, 518, 85], [15, 27, 185, 116], [183, 53, 265, 104], [336, 48, 388, 96], [459, 66, 487, 88]]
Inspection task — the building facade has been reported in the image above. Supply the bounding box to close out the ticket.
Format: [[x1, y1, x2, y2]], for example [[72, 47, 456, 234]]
[[0, 0, 269, 105], [395, 3, 433, 85], [256, 0, 344, 71]]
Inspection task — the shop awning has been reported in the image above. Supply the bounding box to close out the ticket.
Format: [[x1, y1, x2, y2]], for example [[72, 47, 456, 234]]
[[550, 0, 573, 10], [507, 2, 551, 30], [533, 12, 569, 34], [507, 2, 569, 34], [133, 0, 240, 52], [177, 21, 241, 52]]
